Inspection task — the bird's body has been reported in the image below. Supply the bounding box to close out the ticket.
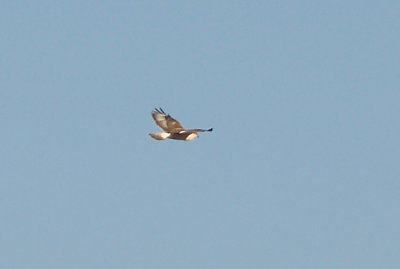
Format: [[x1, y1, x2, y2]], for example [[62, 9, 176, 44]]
[[149, 108, 213, 141]]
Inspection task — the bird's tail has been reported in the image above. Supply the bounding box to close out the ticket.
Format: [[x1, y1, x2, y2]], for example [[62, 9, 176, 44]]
[[149, 133, 170, 140]]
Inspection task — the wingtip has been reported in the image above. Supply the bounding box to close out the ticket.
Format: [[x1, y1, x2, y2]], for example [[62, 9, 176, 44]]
[[208, 128, 213, 132], [153, 107, 166, 115]]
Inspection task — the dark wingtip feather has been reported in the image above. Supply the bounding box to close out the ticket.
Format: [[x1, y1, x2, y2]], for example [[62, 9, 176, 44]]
[[153, 107, 166, 115], [208, 128, 213, 132]]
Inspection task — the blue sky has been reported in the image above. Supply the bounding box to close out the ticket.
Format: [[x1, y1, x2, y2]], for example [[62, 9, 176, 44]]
[[1, 1, 399, 268]]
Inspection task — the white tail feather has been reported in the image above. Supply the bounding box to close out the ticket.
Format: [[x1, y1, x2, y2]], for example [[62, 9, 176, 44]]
[[149, 132, 170, 140]]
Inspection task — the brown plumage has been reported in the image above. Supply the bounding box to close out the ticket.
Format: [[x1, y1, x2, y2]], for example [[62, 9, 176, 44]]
[[149, 108, 213, 141]]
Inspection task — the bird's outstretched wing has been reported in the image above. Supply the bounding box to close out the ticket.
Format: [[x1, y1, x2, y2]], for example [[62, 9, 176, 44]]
[[151, 108, 185, 133], [187, 128, 213, 132]]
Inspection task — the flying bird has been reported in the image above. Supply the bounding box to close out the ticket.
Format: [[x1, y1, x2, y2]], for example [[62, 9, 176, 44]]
[[149, 108, 213, 141]]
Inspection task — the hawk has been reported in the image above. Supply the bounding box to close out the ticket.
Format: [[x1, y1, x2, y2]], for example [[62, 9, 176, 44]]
[[149, 108, 213, 141]]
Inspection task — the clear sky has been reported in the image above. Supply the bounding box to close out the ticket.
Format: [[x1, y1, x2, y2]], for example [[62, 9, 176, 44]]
[[1, 1, 399, 268]]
